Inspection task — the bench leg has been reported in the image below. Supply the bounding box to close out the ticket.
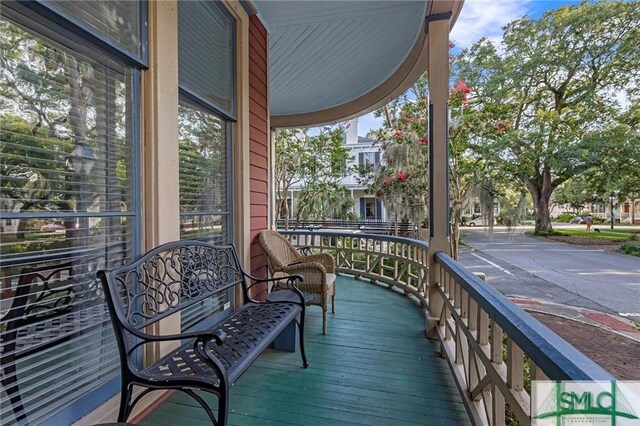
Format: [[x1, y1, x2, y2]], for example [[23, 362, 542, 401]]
[[117, 383, 133, 422], [332, 293, 336, 314], [217, 386, 229, 426], [298, 312, 309, 368]]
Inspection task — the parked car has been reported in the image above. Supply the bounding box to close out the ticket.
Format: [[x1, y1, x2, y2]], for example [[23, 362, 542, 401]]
[[40, 222, 65, 231], [570, 216, 585, 224], [467, 214, 495, 227]]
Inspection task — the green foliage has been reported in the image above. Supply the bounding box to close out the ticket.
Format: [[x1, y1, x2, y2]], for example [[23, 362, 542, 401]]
[[620, 244, 640, 257], [554, 213, 575, 223], [583, 125, 640, 201], [274, 127, 352, 226], [455, 1, 640, 233], [365, 131, 428, 225], [178, 104, 225, 214]]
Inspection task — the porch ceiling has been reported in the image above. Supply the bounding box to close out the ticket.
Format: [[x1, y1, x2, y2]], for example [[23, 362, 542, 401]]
[[251, 0, 463, 128]]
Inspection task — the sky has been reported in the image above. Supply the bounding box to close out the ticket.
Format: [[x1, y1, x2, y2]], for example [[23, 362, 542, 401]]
[[348, 0, 582, 137]]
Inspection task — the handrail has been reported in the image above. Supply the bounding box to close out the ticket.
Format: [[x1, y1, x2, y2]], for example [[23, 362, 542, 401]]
[[435, 252, 613, 381], [281, 230, 428, 249], [277, 219, 415, 236], [280, 230, 429, 308]]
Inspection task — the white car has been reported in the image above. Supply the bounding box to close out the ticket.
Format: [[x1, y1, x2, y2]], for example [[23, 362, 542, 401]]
[[467, 215, 494, 227]]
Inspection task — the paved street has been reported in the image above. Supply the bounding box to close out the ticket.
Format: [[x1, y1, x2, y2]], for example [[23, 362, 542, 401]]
[[458, 226, 640, 323]]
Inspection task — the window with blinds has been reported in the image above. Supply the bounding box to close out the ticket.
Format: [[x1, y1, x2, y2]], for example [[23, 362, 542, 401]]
[[47, 0, 144, 60], [0, 15, 139, 426], [178, 1, 234, 118], [177, 0, 235, 331], [178, 102, 230, 330]]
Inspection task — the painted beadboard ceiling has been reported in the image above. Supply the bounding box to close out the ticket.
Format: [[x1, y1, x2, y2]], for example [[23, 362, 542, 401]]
[[253, 1, 428, 118]]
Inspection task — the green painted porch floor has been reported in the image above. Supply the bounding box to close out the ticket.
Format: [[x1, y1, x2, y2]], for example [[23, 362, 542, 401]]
[[139, 276, 470, 426]]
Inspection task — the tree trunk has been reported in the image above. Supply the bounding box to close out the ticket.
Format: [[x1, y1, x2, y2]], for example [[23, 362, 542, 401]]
[[526, 177, 553, 233]]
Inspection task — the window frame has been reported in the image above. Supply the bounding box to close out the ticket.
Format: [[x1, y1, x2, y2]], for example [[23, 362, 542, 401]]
[[0, 6, 143, 425], [5, 0, 149, 67]]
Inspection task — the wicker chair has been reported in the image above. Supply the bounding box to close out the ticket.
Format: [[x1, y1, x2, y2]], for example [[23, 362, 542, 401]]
[[259, 230, 336, 334]]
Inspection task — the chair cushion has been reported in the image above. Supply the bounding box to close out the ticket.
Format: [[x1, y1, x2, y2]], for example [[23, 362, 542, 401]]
[[326, 273, 336, 286]]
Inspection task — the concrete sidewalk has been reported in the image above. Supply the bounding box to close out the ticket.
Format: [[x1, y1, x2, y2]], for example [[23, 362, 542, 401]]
[[509, 296, 640, 380]]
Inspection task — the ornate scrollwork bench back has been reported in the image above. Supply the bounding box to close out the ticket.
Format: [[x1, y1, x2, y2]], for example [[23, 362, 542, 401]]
[[98, 240, 308, 426]]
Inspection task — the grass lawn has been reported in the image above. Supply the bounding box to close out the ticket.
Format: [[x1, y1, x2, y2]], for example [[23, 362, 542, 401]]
[[555, 228, 637, 240]]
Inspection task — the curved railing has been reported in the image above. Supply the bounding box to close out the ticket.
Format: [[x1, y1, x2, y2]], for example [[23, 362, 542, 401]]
[[280, 230, 430, 308], [433, 252, 614, 425], [280, 230, 616, 426]]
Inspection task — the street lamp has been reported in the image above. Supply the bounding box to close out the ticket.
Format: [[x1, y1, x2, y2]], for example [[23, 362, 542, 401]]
[[70, 140, 96, 175], [609, 192, 618, 230], [69, 140, 95, 251]]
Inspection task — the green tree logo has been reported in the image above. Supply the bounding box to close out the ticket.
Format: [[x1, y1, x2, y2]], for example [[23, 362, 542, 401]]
[[533, 381, 639, 425]]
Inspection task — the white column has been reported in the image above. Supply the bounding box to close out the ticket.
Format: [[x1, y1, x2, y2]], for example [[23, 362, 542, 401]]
[[426, 14, 452, 339]]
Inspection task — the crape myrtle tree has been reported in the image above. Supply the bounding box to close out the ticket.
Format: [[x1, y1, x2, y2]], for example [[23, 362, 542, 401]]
[[274, 127, 352, 229], [364, 73, 430, 233], [455, 1, 640, 233], [364, 46, 501, 256]]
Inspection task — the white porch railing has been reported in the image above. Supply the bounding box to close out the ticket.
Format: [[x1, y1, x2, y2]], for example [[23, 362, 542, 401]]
[[280, 230, 615, 426]]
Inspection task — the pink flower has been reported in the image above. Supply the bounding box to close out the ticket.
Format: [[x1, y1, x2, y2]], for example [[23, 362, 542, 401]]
[[420, 137, 429, 145], [394, 131, 404, 139], [396, 172, 407, 181], [453, 80, 472, 103], [454, 80, 471, 94]]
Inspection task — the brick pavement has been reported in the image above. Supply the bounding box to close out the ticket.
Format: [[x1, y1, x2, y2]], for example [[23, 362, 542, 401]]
[[529, 312, 640, 380]]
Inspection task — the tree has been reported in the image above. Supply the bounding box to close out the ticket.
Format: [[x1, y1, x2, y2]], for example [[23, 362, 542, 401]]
[[584, 124, 640, 225], [553, 177, 593, 214], [274, 127, 352, 228], [362, 73, 430, 232], [456, 1, 640, 233], [274, 129, 304, 228]]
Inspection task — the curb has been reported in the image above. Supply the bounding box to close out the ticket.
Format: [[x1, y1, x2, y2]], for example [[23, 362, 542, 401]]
[[507, 296, 640, 342]]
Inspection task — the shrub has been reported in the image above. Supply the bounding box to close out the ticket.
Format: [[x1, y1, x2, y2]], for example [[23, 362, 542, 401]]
[[554, 213, 574, 223], [620, 244, 640, 257]]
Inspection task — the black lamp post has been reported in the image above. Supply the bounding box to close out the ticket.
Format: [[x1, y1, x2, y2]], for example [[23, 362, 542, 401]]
[[70, 140, 95, 248], [609, 192, 616, 230]]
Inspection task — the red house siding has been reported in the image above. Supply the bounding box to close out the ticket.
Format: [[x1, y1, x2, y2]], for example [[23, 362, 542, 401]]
[[248, 15, 269, 280]]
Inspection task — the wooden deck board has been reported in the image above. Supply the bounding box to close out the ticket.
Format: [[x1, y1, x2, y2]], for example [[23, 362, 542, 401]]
[[140, 276, 470, 425]]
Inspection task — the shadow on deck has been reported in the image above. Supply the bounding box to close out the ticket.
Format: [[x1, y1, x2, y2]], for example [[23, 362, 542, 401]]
[[140, 276, 470, 425]]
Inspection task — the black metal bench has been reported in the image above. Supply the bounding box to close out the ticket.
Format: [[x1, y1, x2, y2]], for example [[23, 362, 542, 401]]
[[98, 240, 308, 426]]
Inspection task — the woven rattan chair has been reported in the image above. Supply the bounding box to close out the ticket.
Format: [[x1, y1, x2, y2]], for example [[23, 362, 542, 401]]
[[259, 230, 336, 334]]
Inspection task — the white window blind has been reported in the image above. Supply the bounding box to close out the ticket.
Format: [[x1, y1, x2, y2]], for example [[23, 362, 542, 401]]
[[48, 0, 143, 59], [178, 1, 234, 117], [0, 17, 138, 425]]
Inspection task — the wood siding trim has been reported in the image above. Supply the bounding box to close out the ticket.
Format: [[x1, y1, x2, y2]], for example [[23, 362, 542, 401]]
[[248, 15, 269, 282]]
